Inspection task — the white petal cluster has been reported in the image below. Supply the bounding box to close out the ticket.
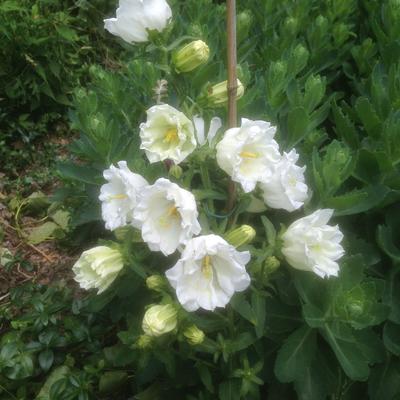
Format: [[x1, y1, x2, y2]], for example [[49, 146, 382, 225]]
[[165, 235, 251, 311], [99, 161, 148, 231], [140, 104, 197, 164], [282, 209, 345, 278], [260, 150, 308, 212], [142, 304, 177, 337], [72, 246, 124, 294], [104, 0, 172, 44], [133, 178, 201, 255], [216, 118, 281, 193]]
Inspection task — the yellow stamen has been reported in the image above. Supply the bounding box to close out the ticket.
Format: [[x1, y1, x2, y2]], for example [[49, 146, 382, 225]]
[[167, 206, 179, 217], [201, 255, 213, 279], [240, 151, 258, 159], [164, 127, 179, 144], [108, 194, 128, 201]]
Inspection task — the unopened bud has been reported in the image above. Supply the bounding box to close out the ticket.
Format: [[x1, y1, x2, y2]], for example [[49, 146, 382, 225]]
[[264, 256, 280, 275], [142, 304, 177, 337], [173, 40, 210, 73], [206, 79, 245, 107], [169, 164, 183, 179], [146, 275, 166, 292], [136, 334, 153, 349], [237, 10, 252, 43], [225, 225, 256, 248], [183, 325, 205, 345]]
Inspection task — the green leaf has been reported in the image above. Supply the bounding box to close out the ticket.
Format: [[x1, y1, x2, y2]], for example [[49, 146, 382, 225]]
[[383, 322, 400, 356], [231, 294, 257, 325], [327, 185, 390, 216], [38, 349, 54, 372], [286, 107, 310, 147], [368, 358, 400, 400], [218, 380, 241, 400], [274, 325, 316, 383], [35, 366, 70, 400], [251, 292, 266, 338], [58, 162, 102, 185], [27, 222, 60, 244], [51, 210, 70, 231], [321, 323, 369, 381], [355, 97, 381, 139], [196, 363, 214, 393], [99, 371, 128, 394], [377, 224, 400, 262]]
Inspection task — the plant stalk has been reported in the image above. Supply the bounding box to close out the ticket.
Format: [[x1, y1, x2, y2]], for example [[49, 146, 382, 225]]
[[226, 0, 238, 212]]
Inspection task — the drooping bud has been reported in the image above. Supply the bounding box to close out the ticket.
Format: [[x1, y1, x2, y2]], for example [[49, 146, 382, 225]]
[[225, 225, 256, 248], [169, 164, 183, 179], [183, 325, 205, 345], [206, 79, 245, 107], [142, 304, 178, 337], [146, 275, 167, 292], [173, 40, 210, 73], [135, 334, 153, 349]]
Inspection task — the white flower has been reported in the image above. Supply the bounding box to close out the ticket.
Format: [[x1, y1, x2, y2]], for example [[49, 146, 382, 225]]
[[282, 209, 345, 278], [104, 0, 172, 44], [99, 161, 148, 231], [140, 104, 197, 164], [260, 149, 308, 212], [193, 115, 222, 146], [72, 246, 124, 294], [133, 178, 201, 255], [216, 118, 281, 193], [142, 304, 177, 337], [165, 235, 251, 311]]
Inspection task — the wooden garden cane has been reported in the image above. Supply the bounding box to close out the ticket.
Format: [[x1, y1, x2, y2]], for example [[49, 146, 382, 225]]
[[226, 0, 238, 212]]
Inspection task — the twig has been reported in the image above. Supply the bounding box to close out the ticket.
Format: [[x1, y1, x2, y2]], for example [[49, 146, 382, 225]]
[[226, 0, 238, 212], [0, 293, 10, 302], [26, 242, 53, 263]]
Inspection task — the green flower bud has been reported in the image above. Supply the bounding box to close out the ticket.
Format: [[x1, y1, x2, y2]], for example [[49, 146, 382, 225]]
[[169, 164, 183, 179], [290, 44, 309, 75], [136, 334, 153, 349], [146, 275, 166, 292], [183, 325, 205, 345], [333, 23, 351, 47], [173, 40, 210, 73], [225, 225, 256, 248], [283, 17, 298, 36], [206, 79, 245, 107], [237, 10, 252, 43], [142, 304, 177, 337], [264, 256, 280, 275]]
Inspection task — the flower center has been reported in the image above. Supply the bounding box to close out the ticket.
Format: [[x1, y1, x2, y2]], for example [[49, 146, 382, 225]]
[[159, 205, 180, 227], [288, 176, 297, 187], [164, 127, 179, 144], [108, 194, 128, 201], [201, 255, 213, 279], [240, 151, 258, 159]]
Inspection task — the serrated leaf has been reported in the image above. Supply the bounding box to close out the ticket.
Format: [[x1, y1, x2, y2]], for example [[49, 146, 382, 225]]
[[274, 325, 316, 383], [287, 107, 310, 147]]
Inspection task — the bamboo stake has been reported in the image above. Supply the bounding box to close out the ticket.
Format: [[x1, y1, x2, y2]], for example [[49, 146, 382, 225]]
[[226, 0, 237, 212]]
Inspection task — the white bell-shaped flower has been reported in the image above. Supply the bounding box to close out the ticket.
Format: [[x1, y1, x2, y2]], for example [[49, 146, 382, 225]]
[[104, 0, 172, 44], [165, 234, 251, 312], [282, 209, 345, 278], [260, 149, 308, 212], [99, 161, 148, 231], [72, 246, 124, 294], [133, 178, 201, 255], [216, 118, 281, 193], [140, 104, 197, 164]]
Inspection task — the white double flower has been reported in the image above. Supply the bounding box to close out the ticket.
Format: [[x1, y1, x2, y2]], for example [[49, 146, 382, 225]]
[[104, 0, 172, 44], [165, 235, 251, 311], [133, 178, 201, 255], [216, 118, 281, 193], [140, 104, 197, 164], [260, 149, 308, 212], [99, 161, 148, 231], [282, 209, 345, 278]]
